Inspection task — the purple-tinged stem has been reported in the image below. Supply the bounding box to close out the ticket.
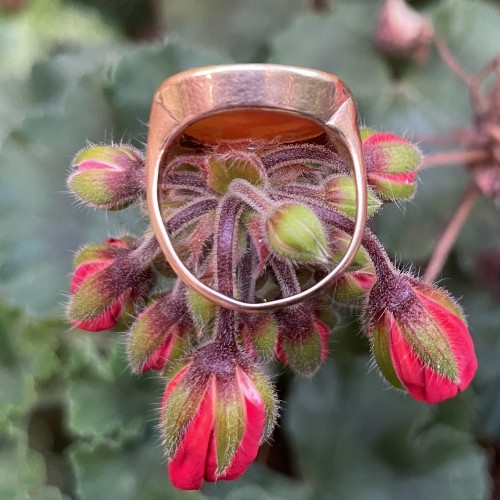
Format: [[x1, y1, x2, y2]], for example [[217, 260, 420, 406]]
[[228, 179, 274, 213], [128, 235, 161, 269], [214, 195, 244, 350], [260, 144, 348, 174], [165, 197, 218, 236], [270, 258, 301, 297], [161, 155, 207, 183]]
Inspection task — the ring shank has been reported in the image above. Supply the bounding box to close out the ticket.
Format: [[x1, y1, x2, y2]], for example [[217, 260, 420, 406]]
[[146, 65, 367, 313]]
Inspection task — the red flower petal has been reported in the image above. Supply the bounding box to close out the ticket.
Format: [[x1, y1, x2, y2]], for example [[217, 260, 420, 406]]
[[168, 379, 215, 490], [219, 368, 265, 480], [363, 132, 408, 146]]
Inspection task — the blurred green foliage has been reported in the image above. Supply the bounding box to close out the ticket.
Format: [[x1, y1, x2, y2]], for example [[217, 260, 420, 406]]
[[0, 0, 499, 498]]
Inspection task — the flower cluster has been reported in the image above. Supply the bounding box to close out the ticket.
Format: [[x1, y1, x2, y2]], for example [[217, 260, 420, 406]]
[[66, 130, 477, 490]]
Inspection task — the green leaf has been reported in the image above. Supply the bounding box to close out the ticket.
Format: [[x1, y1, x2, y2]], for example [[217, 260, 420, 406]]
[[286, 341, 489, 500], [70, 432, 207, 500], [66, 342, 161, 441], [0, 424, 50, 498], [0, 303, 37, 422], [162, 0, 304, 61]]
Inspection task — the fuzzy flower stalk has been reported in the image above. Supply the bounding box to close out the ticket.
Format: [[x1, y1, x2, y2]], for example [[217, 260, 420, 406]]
[[66, 128, 477, 490]]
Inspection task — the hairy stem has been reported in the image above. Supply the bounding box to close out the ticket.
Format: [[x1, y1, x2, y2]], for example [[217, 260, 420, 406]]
[[214, 196, 244, 349], [270, 258, 301, 297], [165, 197, 218, 236], [228, 178, 274, 212]]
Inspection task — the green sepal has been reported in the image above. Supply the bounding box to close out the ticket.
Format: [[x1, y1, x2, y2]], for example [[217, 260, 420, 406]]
[[161, 369, 210, 459], [324, 176, 381, 219], [245, 314, 278, 361], [267, 203, 329, 264], [68, 273, 114, 321], [208, 155, 264, 195], [401, 314, 459, 382], [379, 142, 421, 174], [370, 320, 406, 390], [281, 329, 323, 377], [214, 380, 245, 474], [331, 270, 374, 305], [251, 371, 278, 442], [370, 174, 416, 201], [187, 289, 216, 334], [69, 170, 123, 207]]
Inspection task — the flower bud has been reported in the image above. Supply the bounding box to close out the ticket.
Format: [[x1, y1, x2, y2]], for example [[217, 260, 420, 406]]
[[206, 153, 265, 195], [362, 131, 421, 201], [276, 306, 330, 376], [323, 175, 381, 218], [367, 275, 477, 404], [68, 144, 144, 209], [241, 314, 278, 361], [187, 288, 216, 334], [376, 0, 434, 62], [128, 292, 193, 373], [160, 346, 277, 490], [329, 228, 372, 270], [266, 203, 329, 263], [68, 237, 152, 332], [330, 269, 376, 305]]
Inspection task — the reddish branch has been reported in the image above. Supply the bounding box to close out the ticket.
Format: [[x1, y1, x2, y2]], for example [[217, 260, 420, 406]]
[[423, 182, 479, 283]]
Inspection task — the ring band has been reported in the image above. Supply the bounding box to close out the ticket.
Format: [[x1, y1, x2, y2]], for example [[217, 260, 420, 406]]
[[146, 64, 367, 313]]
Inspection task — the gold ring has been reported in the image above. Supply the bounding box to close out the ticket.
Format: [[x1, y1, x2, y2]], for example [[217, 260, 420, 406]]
[[145, 64, 367, 312]]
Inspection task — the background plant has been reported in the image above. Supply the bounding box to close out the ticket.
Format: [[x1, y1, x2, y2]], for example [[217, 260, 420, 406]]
[[0, 0, 499, 499]]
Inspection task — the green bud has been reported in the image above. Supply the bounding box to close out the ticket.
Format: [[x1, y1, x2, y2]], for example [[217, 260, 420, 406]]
[[267, 203, 329, 263], [323, 175, 381, 218], [207, 154, 264, 195]]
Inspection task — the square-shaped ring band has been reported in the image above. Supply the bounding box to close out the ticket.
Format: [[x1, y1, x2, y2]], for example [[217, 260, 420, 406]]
[[146, 64, 368, 313]]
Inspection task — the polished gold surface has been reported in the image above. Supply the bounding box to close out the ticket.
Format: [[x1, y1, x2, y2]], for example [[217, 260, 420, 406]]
[[146, 64, 368, 312]]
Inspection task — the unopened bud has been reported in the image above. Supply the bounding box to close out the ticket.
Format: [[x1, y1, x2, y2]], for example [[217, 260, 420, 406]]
[[276, 306, 330, 376], [363, 131, 421, 201], [68, 144, 144, 209], [323, 175, 381, 218], [367, 274, 477, 404], [207, 153, 265, 195], [376, 0, 434, 62], [266, 203, 329, 263], [68, 237, 152, 331], [242, 314, 278, 361]]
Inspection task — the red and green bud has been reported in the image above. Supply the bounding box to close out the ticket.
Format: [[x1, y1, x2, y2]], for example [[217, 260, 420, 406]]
[[128, 292, 193, 373], [266, 203, 329, 263], [323, 175, 381, 218], [241, 314, 278, 361], [68, 144, 144, 209], [362, 131, 421, 201], [367, 275, 477, 404], [68, 237, 152, 332], [276, 306, 330, 376], [329, 228, 372, 270], [330, 269, 376, 305], [187, 288, 217, 334], [160, 348, 277, 490]]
